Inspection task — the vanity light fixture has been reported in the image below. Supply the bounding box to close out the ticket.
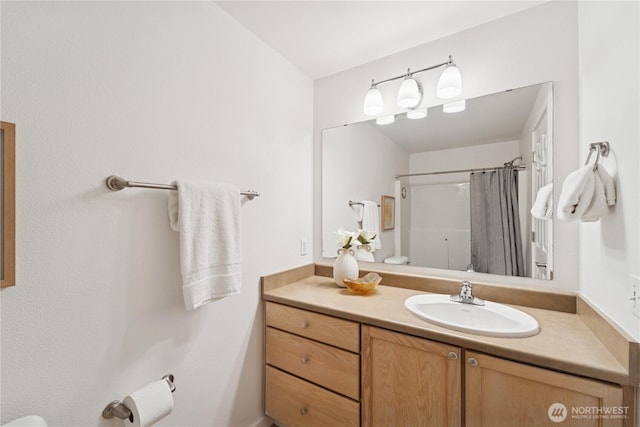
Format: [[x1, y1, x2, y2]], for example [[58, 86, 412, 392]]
[[376, 115, 395, 125], [397, 73, 423, 109], [363, 81, 384, 116], [363, 55, 462, 116], [407, 107, 428, 119], [437, 63, 463, 99], [443, 99, 466, 113]]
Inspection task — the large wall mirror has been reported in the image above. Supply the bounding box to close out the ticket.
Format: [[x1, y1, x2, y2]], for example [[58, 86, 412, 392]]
[[322, 82, 553, 280], [0, 121, 16, 288]]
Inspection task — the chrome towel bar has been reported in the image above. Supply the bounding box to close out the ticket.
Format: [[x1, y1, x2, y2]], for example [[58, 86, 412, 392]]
[[106, 175, 259, 200]]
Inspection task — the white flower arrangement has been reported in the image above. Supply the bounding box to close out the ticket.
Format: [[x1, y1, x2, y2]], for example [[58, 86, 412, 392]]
[[356, 229, 377, 245], [336, 228, 377, 249]]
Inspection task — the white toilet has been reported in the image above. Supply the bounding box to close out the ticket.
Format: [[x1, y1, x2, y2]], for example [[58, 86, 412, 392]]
[[384, 255, 409, 265], [2, 416, 47, 427]]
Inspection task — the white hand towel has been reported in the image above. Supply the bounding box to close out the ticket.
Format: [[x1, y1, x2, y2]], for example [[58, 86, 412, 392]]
[[351, 203, 364, 224], [531, 183, 553, 220], [581, 166, 616, 222], [557, 164, 595, 222], [168, 180, 241, 310], [597, 165, 616, 206], [362, 200, 381, 251]]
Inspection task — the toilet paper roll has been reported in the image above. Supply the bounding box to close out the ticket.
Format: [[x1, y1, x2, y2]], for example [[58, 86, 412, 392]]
[[122, 379, 173, 427]]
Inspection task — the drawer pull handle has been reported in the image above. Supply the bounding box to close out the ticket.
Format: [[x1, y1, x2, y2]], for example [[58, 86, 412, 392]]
[[468, 357, 478, 367], [301, 321, 309, 329], [301, 356, 309, 364], [448, 352, 458, 360], [300, 407, 308, 415]]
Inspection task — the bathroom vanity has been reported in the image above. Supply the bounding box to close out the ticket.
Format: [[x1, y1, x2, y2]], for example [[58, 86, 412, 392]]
[[262, 264, 638, 427]]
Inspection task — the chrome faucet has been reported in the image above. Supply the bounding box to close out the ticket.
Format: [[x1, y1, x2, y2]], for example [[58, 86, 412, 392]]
[[450, 281, 485, 306]]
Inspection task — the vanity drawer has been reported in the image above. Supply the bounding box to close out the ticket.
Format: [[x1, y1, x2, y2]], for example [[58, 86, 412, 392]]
[[265, 366, 360, 427], [265, 302, 360, 353], [266, 327, 360, 400]]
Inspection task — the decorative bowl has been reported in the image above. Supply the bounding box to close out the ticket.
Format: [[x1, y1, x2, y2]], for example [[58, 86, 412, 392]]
[[343, 272, 382, 295]]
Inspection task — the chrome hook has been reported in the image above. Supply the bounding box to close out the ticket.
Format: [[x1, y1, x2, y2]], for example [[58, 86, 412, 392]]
[[584, 141, 610, 172]]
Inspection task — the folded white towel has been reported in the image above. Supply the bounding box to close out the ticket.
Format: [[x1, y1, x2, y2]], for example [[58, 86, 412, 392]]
[[597, 165, 616, 206], [557, 164, 595, 222], [531, 183, 553, 220], [362, 200, 381, 251], [168, 180, 241, 310], [581, 171, 607, 222]]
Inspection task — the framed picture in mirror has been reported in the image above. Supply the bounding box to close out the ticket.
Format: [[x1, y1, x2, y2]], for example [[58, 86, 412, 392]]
[[0, 121, 15, 288], [381, 195, 395, 231]]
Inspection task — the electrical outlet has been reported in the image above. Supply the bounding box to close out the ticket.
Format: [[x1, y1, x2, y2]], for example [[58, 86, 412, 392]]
[[300, 239, 308, 256], [631, 274, 640, 318]]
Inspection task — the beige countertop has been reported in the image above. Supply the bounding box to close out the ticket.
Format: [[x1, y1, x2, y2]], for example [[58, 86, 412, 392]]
[[264, 275, 632, 387]]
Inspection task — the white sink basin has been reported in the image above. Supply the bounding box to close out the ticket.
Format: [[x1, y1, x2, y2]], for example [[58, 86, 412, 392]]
[[404, 294, 539, 338]]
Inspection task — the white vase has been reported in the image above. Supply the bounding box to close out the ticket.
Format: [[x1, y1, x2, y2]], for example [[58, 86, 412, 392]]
[[333, 248, 359, 287], [354, 244, 375, 262]]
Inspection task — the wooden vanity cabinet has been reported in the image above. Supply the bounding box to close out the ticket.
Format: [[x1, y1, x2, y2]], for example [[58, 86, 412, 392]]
[[265, 302, 628, 427], [265, 302, 360, 427], [361, 326, 462, 426], [465, 351, 625, 427]]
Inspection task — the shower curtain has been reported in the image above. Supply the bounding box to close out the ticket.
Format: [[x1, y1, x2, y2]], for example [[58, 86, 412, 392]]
[[470, 169, 525, 277]]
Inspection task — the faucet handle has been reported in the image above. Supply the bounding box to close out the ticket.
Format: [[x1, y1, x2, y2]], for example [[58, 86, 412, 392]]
[[451, 281, 485, 306]]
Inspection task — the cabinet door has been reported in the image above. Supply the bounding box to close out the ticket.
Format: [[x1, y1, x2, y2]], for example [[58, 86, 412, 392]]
[[361, 326, 461, 427], [466, 351, 625, 427]]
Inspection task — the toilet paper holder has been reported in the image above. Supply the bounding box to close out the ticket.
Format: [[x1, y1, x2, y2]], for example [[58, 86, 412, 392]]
[[102, 374, 176, 421]]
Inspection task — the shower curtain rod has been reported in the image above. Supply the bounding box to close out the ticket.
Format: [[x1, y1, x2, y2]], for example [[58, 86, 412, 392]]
[[395, 162, 525, 179]]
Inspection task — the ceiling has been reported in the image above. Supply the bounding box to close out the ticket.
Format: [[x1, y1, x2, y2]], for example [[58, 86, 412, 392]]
[[216, 1, 546, 80]]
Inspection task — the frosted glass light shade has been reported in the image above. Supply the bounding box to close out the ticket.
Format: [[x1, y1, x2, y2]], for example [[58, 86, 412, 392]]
[[407, 108, 427, 119], [437, 65, 462, 99], [443, 99, 466, 113], [397, 77, 422, 109], [376, 115, 395, 125], [363, 86, 383, 116]]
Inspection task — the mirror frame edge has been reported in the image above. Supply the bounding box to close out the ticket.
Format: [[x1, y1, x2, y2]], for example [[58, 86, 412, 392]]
[[0, 121, 16, 288]]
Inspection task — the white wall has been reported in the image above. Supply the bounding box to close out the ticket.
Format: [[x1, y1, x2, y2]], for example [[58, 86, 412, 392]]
[[314, 1, 579, 290], [578, 1, 640, 339], [409, 182, 471, 270], [0, 3, 312, 426], [321, 122, 408, 261]]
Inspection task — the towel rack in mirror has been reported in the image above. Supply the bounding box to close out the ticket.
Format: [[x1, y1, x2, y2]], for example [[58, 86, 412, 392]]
[[349, 200, 380, 207], [106, 175, 260, 200]]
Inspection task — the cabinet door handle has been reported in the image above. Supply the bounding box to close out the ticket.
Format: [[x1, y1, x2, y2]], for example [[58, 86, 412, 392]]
[[448, 352, 458, 360], [300, 407, 308, 415], [301, 356, 309, 364], [468, 357, 478, 367], [301, 321, 309, 329]]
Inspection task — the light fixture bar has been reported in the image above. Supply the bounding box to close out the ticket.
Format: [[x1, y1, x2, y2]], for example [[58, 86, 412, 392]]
[[370, 56, 453, 87]]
